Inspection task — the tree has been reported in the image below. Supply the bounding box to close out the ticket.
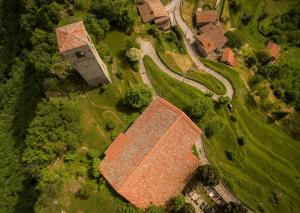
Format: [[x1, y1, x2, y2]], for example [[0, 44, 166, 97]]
[[237, 135, 247, 146], [196, 165, 220, 186], [225, 31, 243, 49], [256, 50, 271, 65], [218, 96, 230, 106], [224, 202, 247, 213], [126, 48, 141, 62], [186, 97, 213, 120], [124, 84, 153, 109], [245, 55, 257, 68], [205, 117, 224, 137], [179, 203, 196, 213], [171, 195, 186, 212], [78, 182, 97, 199]]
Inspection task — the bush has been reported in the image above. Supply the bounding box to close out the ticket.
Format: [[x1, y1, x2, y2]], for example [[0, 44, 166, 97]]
[[250, 74, 264, 86], [271, 111, 288, 120], [270, 191, 283, 204], [110, 132, 117, 140], [229, 114, 237, 122], [126, 38, 140, 49], [229, 0, 241, 13], [225, 150, 236, 161], [78, 182, 96, 199], [256, 50, 271, 65], [205, 117, 224, 137], [87, 149, 101, 159], [64, 153, 78, 162], [186, 97, 213, 120], [179, 203, 196, 213], [126, 48, 141, 62], [224, 202, 247, 213], [132, 61, 140, 72], [245, 55, 257, 68], [225, 31, 243, 49], [237, 136, 247, 146], [196, 165, 220, 186], [241, 13, 252, 25], [124, 84, 153, 109], [105, 121, 115, 130], [171, 195, 186, 212], [218, 96, 230, 106]]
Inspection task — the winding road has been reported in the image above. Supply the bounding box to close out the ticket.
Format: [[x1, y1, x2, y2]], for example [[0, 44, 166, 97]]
[[137, 0, 254, 211]]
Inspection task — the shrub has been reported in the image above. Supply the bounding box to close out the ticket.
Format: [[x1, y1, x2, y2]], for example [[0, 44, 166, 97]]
[[241, 13, 252, 25], [270, 191, 283, 204], [225, 150, 236, 161], [75, 0, 89, 11], [224, 202, 247, 213], [218, 96, 230, 106], [186, 97, 213, 120], [110, 132, 117, 140], [229, 0, 241, 13], [229, 114, 237, 122], [105, 121, 115, 130], [78, 182, 96, 199], [271, 111, 288, 120], [126, 38, 140, 49], [225, 31, 243, 49], [171, 195, 186, 212], [64, 153, 78, 162], [132, 61, 140, 72], [126, 48, 141, 62], [237, 135, 247, 146], [245, 55, 257, 68], [179, 203, 196, 213], [87, 149, 100, 159], [124, 84, 153, 109], [205, 117, 224, 137], [250, 74, 264, 86], [196, 165, 220, 186], [256, 50, 271, 65]]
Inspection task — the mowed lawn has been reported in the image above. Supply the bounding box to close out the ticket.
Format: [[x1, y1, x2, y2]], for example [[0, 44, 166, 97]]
[[201, 59, 300, 213]]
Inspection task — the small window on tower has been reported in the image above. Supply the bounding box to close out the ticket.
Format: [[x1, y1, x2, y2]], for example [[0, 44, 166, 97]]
[[76, 51, 85, 58]]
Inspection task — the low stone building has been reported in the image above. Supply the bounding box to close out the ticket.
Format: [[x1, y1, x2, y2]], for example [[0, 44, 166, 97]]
[[138, 0, 171, 31], [220, 48, 236, 67], [55, 21, 111, 86], [195, 23, 228, 57], [100, 97, 203, 208], [195, 9, 219, 27], [265, 42, 281, 61]]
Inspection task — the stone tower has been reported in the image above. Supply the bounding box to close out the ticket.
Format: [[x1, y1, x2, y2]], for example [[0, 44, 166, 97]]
[[55, 21, 111, 86]]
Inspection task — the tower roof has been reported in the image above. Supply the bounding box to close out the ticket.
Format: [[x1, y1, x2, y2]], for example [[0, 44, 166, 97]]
[[55, 21, 90, 53]]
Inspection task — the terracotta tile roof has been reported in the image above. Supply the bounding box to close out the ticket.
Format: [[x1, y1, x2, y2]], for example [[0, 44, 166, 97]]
[[196, 10, 219, 26], [220, 48, 237, 67], [196, 33, 216, 55], [138, 0, 169, 23], [265, 42, 281, 60], [199, 23, 228, 49], [55, 21, 90, 53], [101, 97, 202, 208]]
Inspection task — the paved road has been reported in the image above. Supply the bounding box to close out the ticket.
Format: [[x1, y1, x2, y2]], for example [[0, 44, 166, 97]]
[[138, 38, 219, 100], [167, 0, 234, 100]]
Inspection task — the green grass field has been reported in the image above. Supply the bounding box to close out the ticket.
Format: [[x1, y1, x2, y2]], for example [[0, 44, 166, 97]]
[[143, 55, 300, 213], [201, 59, 300, 213]]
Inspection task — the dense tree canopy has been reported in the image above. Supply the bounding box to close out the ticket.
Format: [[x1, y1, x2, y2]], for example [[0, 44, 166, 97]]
[[196, 165, 220, 186], [124, 84, 153, 109], [186, 97, 213, 120]]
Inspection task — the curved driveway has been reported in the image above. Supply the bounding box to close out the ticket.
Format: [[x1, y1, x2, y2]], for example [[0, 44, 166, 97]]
[[167, 0, 234, 100]]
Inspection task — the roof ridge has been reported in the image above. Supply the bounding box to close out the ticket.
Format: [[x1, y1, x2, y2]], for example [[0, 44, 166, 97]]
[[119, 113, 183, 193]]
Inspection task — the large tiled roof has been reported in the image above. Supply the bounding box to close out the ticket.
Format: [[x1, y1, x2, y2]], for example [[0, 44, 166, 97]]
[[196, 33, 216, 55], [101, 97, 202, 208], [196, 10, 219, 25], [265, 42, 280, 60], [220, 48, 237, 67], [200, 23, 228, 49], [55, 21, 90, 53], [138, 0, 169, 23]]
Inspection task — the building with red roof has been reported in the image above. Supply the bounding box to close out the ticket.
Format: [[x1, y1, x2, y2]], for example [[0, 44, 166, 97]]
[[195, 9, 219, 27], [138, 0, 170, 31], [55, 21, 111, 85], [195, 23, 228, 57], [265, 42, 281, 61], [220, 48, 237, 67], [100, 97, 203, 208]]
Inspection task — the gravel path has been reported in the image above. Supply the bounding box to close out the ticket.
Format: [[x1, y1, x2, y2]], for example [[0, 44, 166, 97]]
[[138, 38, 219, 100]]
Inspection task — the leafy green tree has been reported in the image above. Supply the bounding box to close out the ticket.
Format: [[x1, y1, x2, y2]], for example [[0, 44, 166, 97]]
[[22, 98, 81, 177], [225, 31, 243, 48], [256, 50, 271, 65], [126, 48, 141, 62], [186, 97, 213, 120], [179, 203, 196, 213], [78, 182, 97, 199], [245, 55, 257, 68], [218, 96, 230, 106], [171, 195, 186, 212], [124, 84, 153, 109], [224, 202, 247, 213], [205, 117, 224, 137], [196, 165, 220, 186]]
